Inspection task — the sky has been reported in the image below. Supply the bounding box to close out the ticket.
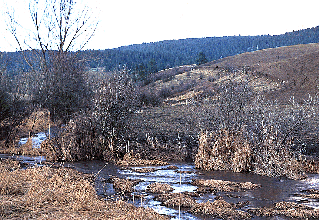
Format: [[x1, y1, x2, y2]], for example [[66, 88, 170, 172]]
[[1, 0, 319, 52]]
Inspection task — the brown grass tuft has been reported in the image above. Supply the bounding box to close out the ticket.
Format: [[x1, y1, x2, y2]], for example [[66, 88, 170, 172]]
[[117, 151, 169, 166], [191, 179, 260, 192], [248, 201, 319, 219], [155, 192, 197, 208], [109, 177, 142, 193], [190, 200, 251, 219], [0, 159, 168, 219], [146, 182, 174, 194]]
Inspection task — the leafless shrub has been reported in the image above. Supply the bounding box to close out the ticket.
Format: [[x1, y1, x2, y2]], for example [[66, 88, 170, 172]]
[[195, 79, 318, 179], [159, 87, 173, 99], [43, 112, 105, 161], [92, 71, 139, 158], [139, 89, 161, 106]]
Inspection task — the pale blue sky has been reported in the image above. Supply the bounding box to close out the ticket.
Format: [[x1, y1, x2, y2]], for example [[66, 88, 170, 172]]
[[1, 0, 319, 51]]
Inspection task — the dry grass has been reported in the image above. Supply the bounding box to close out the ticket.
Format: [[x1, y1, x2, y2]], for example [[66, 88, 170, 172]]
[[155, 193, 197, 208], [248, 201, 319, 219], [133, 167, 158, 173], [0, 159, 168, 220], [195, 129, 307, 180], [109, 177, 142, 193], [116, 151, 169, 166], [195, 130, 251, 173], [189, 200, 251, 219], [146, 182, 174, 194], [214, 43, 319, 101], [191, 179, 260, 193]]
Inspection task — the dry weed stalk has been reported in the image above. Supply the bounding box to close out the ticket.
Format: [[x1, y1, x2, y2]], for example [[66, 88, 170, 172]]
[[195, 129, 251, 173]]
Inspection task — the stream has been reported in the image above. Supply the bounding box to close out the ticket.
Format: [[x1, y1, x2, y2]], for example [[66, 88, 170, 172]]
[[65, 160, 319, 220], [3, 133, 319, 219]]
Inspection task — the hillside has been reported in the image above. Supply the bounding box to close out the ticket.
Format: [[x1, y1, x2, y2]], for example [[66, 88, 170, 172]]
[[127, 43, 319, 160], [213, 43, 319, 100]]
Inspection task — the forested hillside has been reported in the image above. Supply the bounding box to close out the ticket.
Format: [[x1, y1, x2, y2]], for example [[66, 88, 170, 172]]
[[3, 26, 319, 76]]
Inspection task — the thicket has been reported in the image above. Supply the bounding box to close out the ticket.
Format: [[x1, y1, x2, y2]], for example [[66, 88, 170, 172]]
[[39, 69, 139, 161], [195, 79, 318, 179]]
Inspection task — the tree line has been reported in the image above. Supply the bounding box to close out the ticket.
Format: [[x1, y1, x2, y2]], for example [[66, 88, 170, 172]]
[[2, 26, 319, 79]]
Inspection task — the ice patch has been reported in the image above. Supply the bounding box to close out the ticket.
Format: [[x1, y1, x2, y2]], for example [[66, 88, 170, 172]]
[[303, 175, 319, 188], [18, 132, 47, 148]]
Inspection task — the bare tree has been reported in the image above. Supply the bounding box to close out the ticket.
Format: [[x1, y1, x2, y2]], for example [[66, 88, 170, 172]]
[[5, 0, 98, 120]]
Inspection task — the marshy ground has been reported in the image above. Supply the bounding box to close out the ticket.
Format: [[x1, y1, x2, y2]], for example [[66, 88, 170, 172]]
[[2, 43, 319, 219]]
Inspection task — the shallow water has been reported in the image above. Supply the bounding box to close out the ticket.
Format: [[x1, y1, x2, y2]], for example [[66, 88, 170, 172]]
[[0, 154, 46, 167], [2, 153, 319, 219], [66, 160, 319, 219]]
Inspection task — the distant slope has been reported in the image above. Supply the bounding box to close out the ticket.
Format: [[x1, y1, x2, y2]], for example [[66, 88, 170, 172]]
[[213, 43, 319, 100]]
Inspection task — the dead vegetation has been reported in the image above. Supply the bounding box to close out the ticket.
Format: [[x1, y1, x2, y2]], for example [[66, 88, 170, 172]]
[[155, 192, 197, 208], [116, 151, 169, 166], [108, 177, 142, 193], [133, 167, 158, 173], [189, 200, 251, 219], [191, 179, 261, 192], [146, 182, 174, 194], [248, 201, 319, 219], [0, 159, 168, 220], [195, 130, 251, 173]]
